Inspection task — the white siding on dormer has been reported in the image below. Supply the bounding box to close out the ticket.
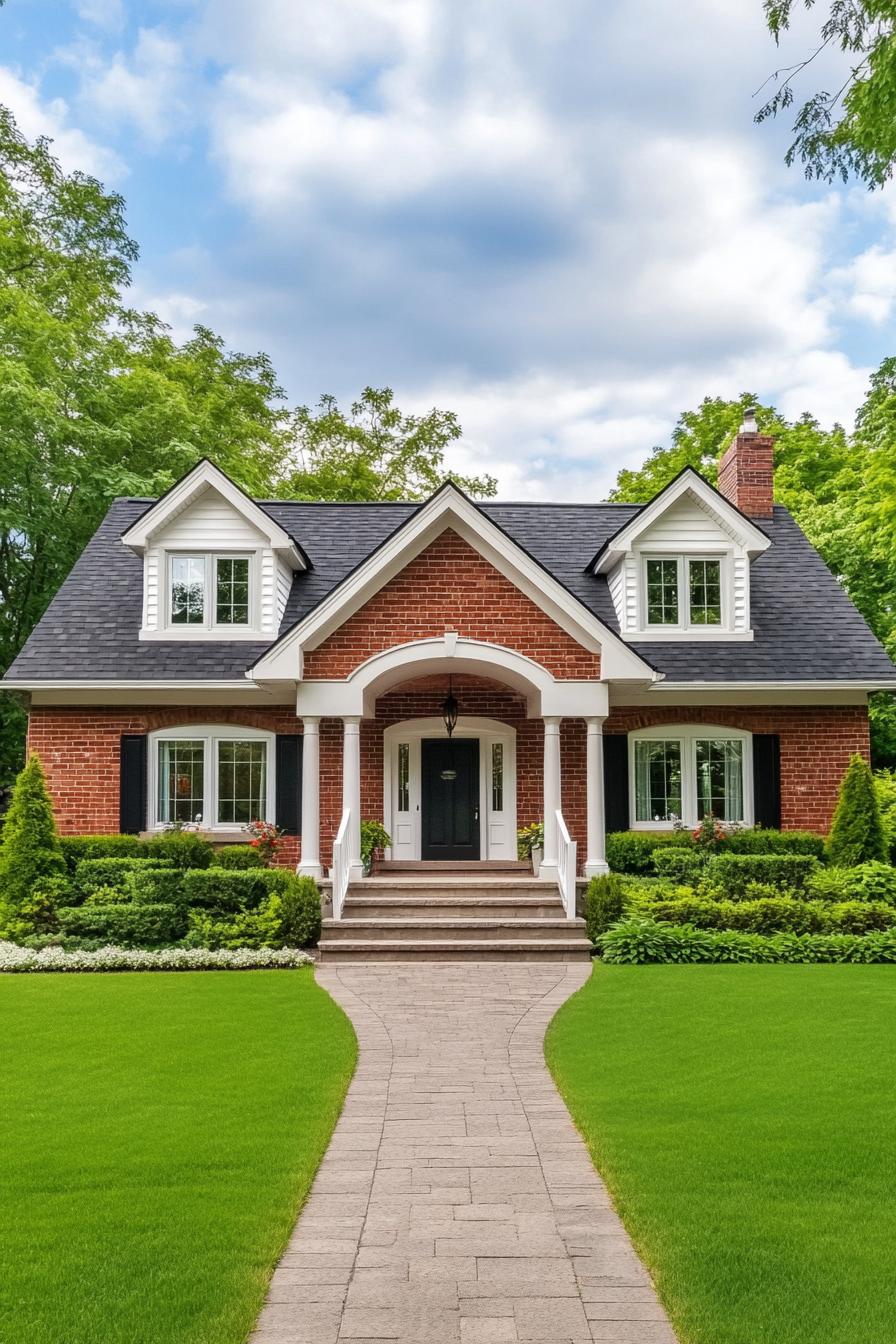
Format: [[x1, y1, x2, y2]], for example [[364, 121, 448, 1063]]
[[155, 488, 267, 549], [275, 558, 293, 631], [635, 494, 737, 549]]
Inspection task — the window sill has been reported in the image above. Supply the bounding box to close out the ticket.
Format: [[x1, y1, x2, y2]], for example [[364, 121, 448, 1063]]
[[626, 629, 754, 642], [139, 829, 257, 844], [138, 628, 274, 642]]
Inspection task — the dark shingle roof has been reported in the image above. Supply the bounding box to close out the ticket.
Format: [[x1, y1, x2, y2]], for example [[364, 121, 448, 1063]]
[[5, 497, 895, 685]]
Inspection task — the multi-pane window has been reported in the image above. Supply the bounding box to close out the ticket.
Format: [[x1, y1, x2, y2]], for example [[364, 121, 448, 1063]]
[[170, 557, 206, 625], [168, 554, 254, 629], [152, 730, 271, 829], [644, 556, 725, 629], [217, 740, 267, 824], [696, 739, 743, 821], [634, 739, 683, 822], [491, 742, 504, 812], [157, 739, 205, 824], [688, 559, 722, 625], [645, 559, 679, 626], [397, 742, 410, 812], [631, 729, 748, 827], [215, 557, 250, 625]]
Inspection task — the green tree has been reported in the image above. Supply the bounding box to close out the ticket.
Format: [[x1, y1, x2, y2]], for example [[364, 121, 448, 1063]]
[[280, 387, 497, 501], [757, 1, 896, 187], [826, 754, 888, 865], [0, 753, 66, 937]]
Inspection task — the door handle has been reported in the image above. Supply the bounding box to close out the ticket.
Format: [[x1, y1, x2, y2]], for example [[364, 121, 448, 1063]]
[[474, 806, 479, 821]]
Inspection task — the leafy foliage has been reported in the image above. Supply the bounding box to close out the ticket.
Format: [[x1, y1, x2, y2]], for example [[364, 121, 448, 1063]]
[[827, 754, 888, 865], [145, 830, 214, 870], [757, 1, 896, 188], [212, 845, 265, 870], [599, 917, 896, 963], [606, 830, 695, 874], [56, 902, 188, 947], [584, 874, 626, 942], [281, 387, 496, 502], [705, 851, 819, 896], [360, 820, 391, 870], [0, 755, 66, 936]]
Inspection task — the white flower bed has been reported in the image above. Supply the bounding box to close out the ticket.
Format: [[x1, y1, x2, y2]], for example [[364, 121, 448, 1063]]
[[0, 941, 314, 973]]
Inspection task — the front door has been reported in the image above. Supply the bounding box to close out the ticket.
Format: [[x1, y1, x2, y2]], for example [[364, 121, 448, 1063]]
[[421, 738, 480, 860]]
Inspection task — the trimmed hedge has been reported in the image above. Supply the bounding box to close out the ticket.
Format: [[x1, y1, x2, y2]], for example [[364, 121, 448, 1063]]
[[60, 834, 152, 872], [705, 852, 818, 897], [145, 831, 214, 869], [724, 829, 825, 858], [180, 868, 269, 911], [211, 845, 264, 870], [599, 917, 896, 964], [606, 831, 694, 874], [57, 903, 188, 947], [183, 876, 321, 950], [643, 895, 896, 935], [584, 874, 626, 943], [73, 857, 173, 899], [127, 867, 186, 906], [653, 849, 705, 882]]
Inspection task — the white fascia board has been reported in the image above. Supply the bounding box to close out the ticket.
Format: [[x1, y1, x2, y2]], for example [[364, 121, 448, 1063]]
[[120, 461, 306, 569], [626, 629, 755, 642], [593, 470, 770, 573], [250, 484, 657, 684], [6, 679, 295, 707]]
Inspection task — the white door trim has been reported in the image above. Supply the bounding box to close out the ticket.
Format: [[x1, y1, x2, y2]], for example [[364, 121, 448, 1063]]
[[382, 717, 517, 861]]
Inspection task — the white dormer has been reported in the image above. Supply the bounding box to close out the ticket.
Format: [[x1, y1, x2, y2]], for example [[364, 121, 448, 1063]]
[[121, 460, 308, 642], [591, 469, 770, 642]]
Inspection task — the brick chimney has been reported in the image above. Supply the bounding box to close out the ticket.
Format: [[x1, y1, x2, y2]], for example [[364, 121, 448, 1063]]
[[717, 408, 775, 519]]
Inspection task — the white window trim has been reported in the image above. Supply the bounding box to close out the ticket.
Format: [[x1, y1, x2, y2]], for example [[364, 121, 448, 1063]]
[[382, 718, 517, 861], [628, 724, 753, 830], [148, 724, 275, 831], [163, 549, 262, 638], [637, 552, 732, 636]]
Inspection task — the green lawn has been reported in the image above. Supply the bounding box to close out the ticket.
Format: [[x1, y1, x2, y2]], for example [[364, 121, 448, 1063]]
[[0, 969, 356, 1344], [546, 964, 896, 1344]]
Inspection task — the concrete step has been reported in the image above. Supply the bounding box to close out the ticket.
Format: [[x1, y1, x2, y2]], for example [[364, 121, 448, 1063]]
[[376, 859, 531, 873], [322, 918, 587, 944], [342, 895, 565, 920], [317, 939, 593, 964], [347, 878, 557, 901]]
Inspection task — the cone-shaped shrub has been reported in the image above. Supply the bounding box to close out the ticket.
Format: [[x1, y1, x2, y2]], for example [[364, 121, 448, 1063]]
[[827, 754, 888, 867], [0, 754, 66, 935]]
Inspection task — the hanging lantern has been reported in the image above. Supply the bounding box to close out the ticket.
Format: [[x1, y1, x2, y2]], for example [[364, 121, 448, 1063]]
[[441, 679, 459, 737]]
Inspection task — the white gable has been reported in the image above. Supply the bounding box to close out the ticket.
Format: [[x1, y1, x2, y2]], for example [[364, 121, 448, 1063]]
[[151, 486, 268, 549], [594, 471, 769, 641]]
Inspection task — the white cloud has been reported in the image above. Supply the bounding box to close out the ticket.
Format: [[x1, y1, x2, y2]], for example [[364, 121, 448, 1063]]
[[76, 0, 124, 31], [0, 67, 123, 178], [77, 28, 188, 146], [828, 244, 896, 325]]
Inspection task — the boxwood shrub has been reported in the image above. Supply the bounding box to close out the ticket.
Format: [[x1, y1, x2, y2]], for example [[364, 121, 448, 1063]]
[[145, 831, 214, 869], [652, 848, 706, 882], [211, 845, 264, 870], [180, 868, 269, 911], [599, 917, 896, 964], [57, 902, 188, 947], [645, 895, 896, 935], [584, 874, 626, 942], [60, 834, 152, 873], [127, 867, 186, 906], [606, 831, 694, 874], [724, 829, 825, 858], [706, 852, 819, 897], [73, 857, 173, 900], [183, 875, 321, 949]]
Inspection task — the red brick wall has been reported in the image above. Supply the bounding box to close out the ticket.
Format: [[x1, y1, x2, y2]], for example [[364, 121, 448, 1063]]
[[718, 432, 775, 519], [27, 706, 302, 867], [26, 700, 870, 869], [303, 528, 601, 680], [604, 704, 870, 834]]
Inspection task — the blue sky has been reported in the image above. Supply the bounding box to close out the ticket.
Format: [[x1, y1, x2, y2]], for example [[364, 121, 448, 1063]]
[[4, 0, 896, 497]]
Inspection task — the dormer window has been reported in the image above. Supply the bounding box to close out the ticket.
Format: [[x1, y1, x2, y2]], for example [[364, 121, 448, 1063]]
[[643, 556, 724, 630], [168, 554, 253, 630]]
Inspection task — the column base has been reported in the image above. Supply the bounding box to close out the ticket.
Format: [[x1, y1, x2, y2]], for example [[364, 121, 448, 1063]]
[[537, 861, 560, 882], [584, 861, 610, 878], [297, 862, 323, 880]]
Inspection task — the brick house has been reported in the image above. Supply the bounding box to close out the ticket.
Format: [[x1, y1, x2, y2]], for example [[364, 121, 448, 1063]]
[[5, 417, 896, 943]]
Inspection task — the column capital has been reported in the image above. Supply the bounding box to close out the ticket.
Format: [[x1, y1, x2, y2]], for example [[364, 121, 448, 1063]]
[[585, 716, 606, 733], [342, 716, 362, 731], [542, 716, 562, 733], [301, 715, 321, 731]]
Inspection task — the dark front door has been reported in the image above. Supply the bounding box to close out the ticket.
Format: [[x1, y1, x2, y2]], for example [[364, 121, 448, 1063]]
[[421, 738, 480, 861]]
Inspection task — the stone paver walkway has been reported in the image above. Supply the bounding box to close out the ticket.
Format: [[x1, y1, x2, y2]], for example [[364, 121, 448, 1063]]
[[251, 965, 676, 1344]]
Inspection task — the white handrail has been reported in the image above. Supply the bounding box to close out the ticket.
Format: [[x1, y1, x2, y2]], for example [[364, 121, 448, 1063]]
[[331, 807, 351, 921], [555, 809, 577, 920]]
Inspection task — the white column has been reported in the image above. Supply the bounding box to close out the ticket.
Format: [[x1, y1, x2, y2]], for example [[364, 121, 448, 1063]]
[[341, 716, 363, 880], [541, 716, 562, 880], [585, 717, 609, 877], [297, 717, 322, 879]]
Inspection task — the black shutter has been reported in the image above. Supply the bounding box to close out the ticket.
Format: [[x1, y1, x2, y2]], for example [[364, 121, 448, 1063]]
[[275, 734, 302, 834], [752, 734, 781, 829], [603, 733, 630, 833], [119, 734, 147, 834]]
